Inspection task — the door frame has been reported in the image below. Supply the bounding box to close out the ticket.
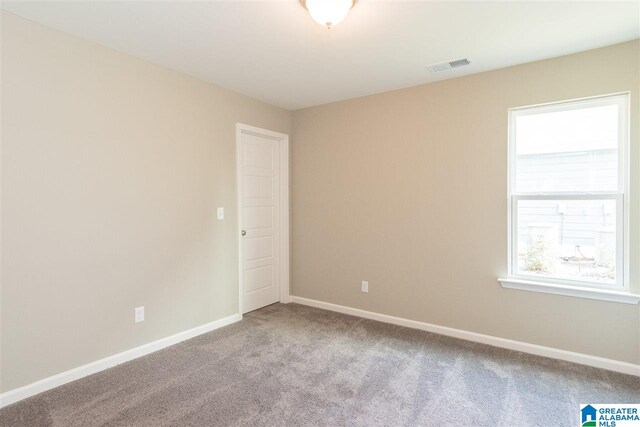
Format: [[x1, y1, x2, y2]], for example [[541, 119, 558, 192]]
[[236, 123, 290, 317]]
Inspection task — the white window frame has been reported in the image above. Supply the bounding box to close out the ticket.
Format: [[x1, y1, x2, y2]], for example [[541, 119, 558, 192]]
[[499, 93, 639, 304]]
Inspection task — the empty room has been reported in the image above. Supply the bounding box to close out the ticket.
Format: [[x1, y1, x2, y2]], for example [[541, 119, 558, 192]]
[[0, 1, 639, 426]]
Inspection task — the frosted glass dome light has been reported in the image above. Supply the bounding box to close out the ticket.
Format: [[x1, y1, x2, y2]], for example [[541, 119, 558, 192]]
[[303, 0, 355, 28]]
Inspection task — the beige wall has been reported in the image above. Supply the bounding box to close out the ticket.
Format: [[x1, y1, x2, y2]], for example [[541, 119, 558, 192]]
[[0, 12, 291, 392], [292, 40, 640, 365]]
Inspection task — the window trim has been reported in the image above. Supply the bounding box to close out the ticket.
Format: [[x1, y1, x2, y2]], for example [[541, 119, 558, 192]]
[[502, 92, 634, 302], [498, 278, 640, 304]]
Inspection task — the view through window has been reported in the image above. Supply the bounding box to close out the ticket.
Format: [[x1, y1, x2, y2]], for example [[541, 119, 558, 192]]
[[509, 94, 628, 288]]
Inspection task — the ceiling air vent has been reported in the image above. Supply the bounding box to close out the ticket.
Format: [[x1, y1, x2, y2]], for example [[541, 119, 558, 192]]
[[426, 58, 471, 73]]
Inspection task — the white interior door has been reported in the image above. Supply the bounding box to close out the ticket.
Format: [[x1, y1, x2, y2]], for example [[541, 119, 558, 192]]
[[239, 128, 281, 314]]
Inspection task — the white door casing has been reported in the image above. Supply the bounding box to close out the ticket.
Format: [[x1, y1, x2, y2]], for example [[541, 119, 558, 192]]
[[237, 123, 289, 314]]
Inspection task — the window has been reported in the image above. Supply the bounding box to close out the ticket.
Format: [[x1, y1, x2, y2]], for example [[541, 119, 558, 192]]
[[501, 93, 636, 302]]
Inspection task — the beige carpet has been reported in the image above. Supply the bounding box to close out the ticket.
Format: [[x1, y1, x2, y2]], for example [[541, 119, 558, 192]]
[[1, 303, 638, 426]]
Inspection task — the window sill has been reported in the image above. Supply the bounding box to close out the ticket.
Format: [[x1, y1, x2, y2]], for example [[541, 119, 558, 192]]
[[498, 278, 640, 304]]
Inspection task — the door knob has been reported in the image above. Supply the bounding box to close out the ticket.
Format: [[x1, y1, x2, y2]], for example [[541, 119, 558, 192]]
[[241, 230, 246, 236]]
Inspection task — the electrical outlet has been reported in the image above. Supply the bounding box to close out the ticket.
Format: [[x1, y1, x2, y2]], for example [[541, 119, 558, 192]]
[[135, 306, 145, 323], [361, 281, 368, 293], [217, 207, 224, 220]]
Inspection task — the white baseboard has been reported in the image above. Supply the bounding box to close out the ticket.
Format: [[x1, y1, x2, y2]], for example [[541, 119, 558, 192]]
[[0, 313, 242, 409], [291, 296, 640, 377], [3, 299, 637, 410]]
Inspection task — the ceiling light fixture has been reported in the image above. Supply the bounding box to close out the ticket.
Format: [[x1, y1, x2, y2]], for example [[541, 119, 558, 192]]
[[301, 0, 356, 29]]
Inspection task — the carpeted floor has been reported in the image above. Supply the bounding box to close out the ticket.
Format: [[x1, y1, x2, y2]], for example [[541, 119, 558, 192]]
[[1, 303, 638, 426]]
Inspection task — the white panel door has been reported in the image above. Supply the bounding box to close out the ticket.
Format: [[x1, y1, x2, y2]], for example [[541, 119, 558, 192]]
[[240, 131, 280, 313]]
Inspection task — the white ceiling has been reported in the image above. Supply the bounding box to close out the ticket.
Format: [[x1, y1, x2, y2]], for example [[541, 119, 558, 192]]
[[2, 1, 639, 110]]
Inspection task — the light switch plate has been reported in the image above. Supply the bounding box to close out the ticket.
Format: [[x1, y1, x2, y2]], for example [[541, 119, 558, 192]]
[[361, 281, 368, 293], [217, 207, 224, 220], [135, 306, 145, 323]]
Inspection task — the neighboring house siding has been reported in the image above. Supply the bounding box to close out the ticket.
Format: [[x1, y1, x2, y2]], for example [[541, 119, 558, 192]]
[[517, 149, 616, 252], [517, 148, 617, 193]]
